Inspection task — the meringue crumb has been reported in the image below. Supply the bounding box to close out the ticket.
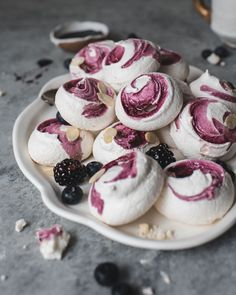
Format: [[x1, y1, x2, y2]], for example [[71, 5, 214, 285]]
[[22, 245, 28, 250], [142, 287, 155, 295], [207, 53, 220, 65], [220, 61, 226, 67], [160, 271, 171, 285], [0, 275, 7, 282], [15, 219, 28, 232], [138, 223, 174, 240]]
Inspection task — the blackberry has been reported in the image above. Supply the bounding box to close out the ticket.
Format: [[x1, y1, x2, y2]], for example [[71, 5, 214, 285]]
[[94, 262, 119, 286], [54, 159, 87, 186], [215, 160, 235, 182], [214, 46, 230, 58], [146, 143, 176, 169], [201, 49, 212, 59]]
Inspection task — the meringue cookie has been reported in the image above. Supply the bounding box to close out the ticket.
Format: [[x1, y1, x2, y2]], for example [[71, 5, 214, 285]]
[[69, 40, 115, 80], [88, 151, 164, 226], [190, 70, 236, 112], [55, 78, 116, 131], [115, 73, 183, 131], [93, 122, 159, 163], [103, 38, 161, 91], [28, 118, 94, 166], [155, 159, 235, 225], [159, 48, 189, 81], [170, 99, 236, 160]]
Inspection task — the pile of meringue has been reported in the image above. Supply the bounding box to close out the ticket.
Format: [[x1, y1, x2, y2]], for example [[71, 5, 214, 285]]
[[28, 38, 236, 229]]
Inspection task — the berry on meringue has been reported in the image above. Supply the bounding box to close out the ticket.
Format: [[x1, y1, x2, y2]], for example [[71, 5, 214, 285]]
[[55, 78, 116, 131], [28, 118, 94, 166], [103, 38, 161, 91], [115, 73, 183, 131], [190, 70, 236, 112], [88, 151, 164, 226], [170, 99, 236, 160], [155, 159, 235, 225], [159, 48, 189, 81], [69, 40, 115, 80], [93, 122, 159, 163]]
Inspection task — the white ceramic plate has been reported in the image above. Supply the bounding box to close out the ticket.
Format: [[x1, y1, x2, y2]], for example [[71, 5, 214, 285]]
[[12, 67, 236, 250]]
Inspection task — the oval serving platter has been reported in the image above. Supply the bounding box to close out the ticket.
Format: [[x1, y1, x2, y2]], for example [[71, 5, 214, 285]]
[[12, 67, 236, 250]]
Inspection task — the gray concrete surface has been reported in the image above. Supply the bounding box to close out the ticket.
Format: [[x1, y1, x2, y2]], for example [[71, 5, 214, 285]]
[[0, 0, 236, 294]]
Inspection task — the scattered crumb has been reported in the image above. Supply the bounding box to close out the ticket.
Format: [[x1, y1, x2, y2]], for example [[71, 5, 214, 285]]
[[0, 89, 5, 96], [15, 219, 28, 232], [220, 61, 226, 67], [0, 275, 7, 282], [142, 287, 155, 295], [206, 53, 221, 65], [160, 271, 171, 285], [138, 223, 175, 240], [22, 245, 28, 250]]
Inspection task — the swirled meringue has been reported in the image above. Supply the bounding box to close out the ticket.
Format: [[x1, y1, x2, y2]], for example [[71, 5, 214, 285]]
[[159, 48, 189, 81], [115, 73, 183, 131], [190, 70, 236, 112], [55, 78, 116, 131], [69, 40, 115, 80], [170, 99, 236, 160], [103, 38, 161, 91], [93, 122, 158, 163], [155, 159, 235, 225], [88, 151, 164, 226], [28, 118, 94, 166]]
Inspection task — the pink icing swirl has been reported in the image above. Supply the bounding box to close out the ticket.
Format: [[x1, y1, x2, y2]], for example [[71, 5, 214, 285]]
[[90, 152, 137, 214], [167, 160, 224, 201], [113, 123, 147, 149], [64, 78, 114, 118], [160, 48, 181, 66], [37, 118, 82, 159], [36, 225, 62, 242], [189, 99, 236, 144], [121, 73, 169, 118], [105, 39, 160, 68], [77, 42, 112, 74], [200, 85, 236, 103]]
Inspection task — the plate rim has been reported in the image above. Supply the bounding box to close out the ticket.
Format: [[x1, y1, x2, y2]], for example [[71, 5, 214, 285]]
[[12, 70, 236, 250]]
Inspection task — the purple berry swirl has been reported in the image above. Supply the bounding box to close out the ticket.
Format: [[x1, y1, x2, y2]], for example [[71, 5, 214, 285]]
[[37, 119, 82, 159], [63, 78, 114, 118], [188, 99, 236, 144], [120, 73, 170, 119], [105, 39, 160, 68], [166, 159, 224, 202]]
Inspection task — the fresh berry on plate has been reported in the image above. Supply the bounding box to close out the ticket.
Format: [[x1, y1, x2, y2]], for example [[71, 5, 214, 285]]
[[111, 283, 134, 295], [201, 49, 212, 59], [86, 161, 103, 178], [61, 186, 83, 205], [56, 111, 70, 125], [54, 159, 87, 186], [94, 262, 119, 286], [214, 46, 230, 58], [146, 143, 176, 168]]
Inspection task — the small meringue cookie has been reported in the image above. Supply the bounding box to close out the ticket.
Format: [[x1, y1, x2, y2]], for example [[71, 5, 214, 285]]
[[190, 70, 236, 112], [103, 38, 161, 91], [155, 159, 235, 225], [93, 122, 158, 163], [115, 73, 183, 131], [28, 118, 94, 166], [159, 48, 189, 81], [170, 99, 236, 160], [88, 151, 164, 226], [55, 78, 116, 131], [69, 40, 115, 80]]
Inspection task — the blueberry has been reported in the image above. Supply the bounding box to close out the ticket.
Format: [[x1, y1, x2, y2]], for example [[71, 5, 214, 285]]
[[61, 186, 83, 205], [214, 46, 230, 58], [111, 283, 133, 295], [64, 58, 72, 70], [94, 262, 119, 286], [86, 161, 103, 178], [201, 49, 212, 59], [56, 111, 70, 125], [37, 58, 53, 68], [127, 33, 139, 39]]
